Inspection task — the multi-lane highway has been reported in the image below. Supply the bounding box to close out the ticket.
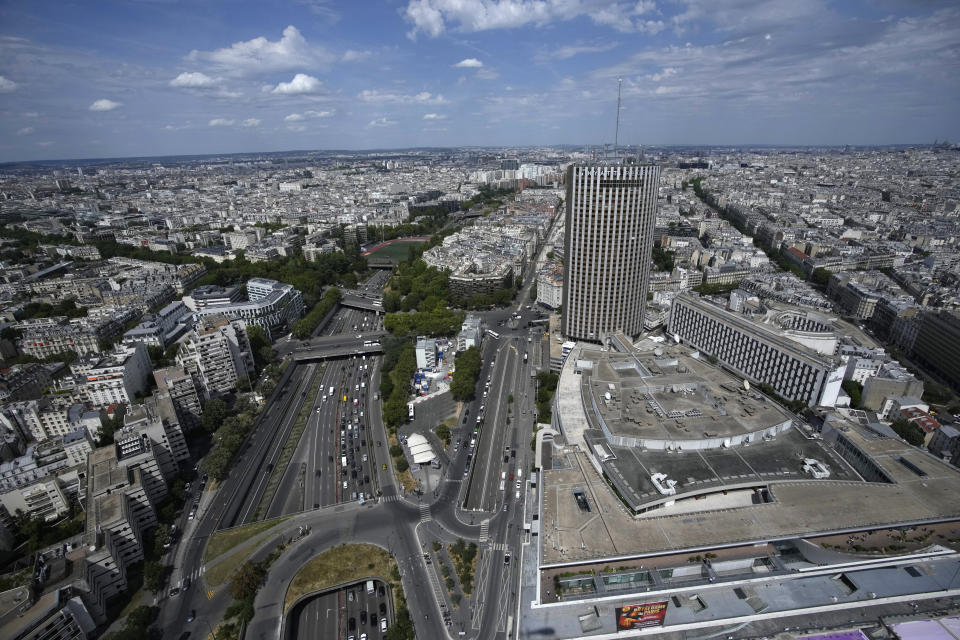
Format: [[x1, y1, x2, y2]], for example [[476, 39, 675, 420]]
[[155, 230, 558, 640]]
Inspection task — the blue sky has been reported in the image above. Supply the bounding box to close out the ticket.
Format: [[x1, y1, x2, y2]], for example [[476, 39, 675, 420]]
[[0, 0, 958, 161]]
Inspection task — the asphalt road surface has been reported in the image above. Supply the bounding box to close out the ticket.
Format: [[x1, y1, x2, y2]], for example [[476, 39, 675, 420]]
[[156, 224, 558, 640]]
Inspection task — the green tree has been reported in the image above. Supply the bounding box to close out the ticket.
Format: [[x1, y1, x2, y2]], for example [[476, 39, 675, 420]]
[[842, 379, 863, 408], [246, 325, 272, 371], [202, 398, 228, 432], [436, 423, 450, 445], [891, 418, 925, 447], [450, 346, 481, 401], [229, 562, 265, 602], [144, 561, 165, 593], [811, 267, 831, 286], [396, 457, 409, 472]]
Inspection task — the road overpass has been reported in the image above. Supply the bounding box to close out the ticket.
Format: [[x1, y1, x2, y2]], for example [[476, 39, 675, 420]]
[[287, 331, 388, 362], [340, 293, 384, 312]]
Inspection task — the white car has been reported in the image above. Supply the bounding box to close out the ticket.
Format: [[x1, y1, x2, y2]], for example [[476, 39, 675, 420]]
[[343, 481, 348, 489]]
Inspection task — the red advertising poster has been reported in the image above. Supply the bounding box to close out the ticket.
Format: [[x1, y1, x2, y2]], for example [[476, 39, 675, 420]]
[[616, 601, 668, 630]]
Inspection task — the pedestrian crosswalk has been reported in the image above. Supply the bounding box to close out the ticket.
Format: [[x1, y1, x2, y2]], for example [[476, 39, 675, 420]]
[[381, 494, 400, 502], [419, 503, 431, 522], [479, 519, 490, 543], [491, 542, 508, 551]]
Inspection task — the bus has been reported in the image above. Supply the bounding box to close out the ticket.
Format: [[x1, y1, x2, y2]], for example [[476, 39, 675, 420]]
[[487, 330, 500, 340], [341, 456, 347, 468]]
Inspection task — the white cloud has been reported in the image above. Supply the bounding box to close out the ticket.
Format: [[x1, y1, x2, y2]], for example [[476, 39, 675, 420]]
[[342, 49, 372, 62], [476, 68, 499, 80], [16, 127, 34, 136], [89, 99, 122, 111], [22, 111, 39, 118], [241, 118, 261, 127], [454, 58, 483, 68], [405, 0, 665, 38], [188, 25, 333, 76], [367, 117, 397, 127], [271, 73, 323, 95], [285, 109, 333, 121], [545, 42, 619, 61], [0, 76, 17, 93], [208, 118, 235, 126], [287, 124, 307, 132], [359, 89, 447, 105], [37, 141, 55, 147], [647, 67, 678, 82], [423, 113, 447, 120], [170, 71, 219, 88]]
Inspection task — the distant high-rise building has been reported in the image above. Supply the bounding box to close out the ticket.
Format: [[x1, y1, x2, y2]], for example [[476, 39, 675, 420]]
[[562, 162, 660, 342]]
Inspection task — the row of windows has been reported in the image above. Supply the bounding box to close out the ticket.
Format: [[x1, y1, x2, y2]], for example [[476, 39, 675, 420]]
[[673, 304, 826, 404]]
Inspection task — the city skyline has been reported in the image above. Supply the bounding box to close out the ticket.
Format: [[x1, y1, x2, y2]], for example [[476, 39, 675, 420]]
[[1, 0, 959, 162]]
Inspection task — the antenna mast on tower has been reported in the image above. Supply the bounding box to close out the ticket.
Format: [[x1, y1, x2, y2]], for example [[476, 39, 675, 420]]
[[614, 77, 622, 159]]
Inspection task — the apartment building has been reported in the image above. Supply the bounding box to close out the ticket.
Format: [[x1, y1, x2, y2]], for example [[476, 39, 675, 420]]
[[17, 319, 105, 360], [3, 587, 97, 640], [82, 344, 151, 409], [189, 278, 304, 340], [456, 315, 483, 352], [536, 260, 563, 309], [668, 294, 845, 407], [177, 316, 255, 395], [153, 366, 203, 430], [0, 363, 56, 402], [0, 476, 69, 523]]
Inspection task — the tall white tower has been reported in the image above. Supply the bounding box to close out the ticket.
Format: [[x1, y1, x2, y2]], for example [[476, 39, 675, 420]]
[[562, 162, 660, 342]]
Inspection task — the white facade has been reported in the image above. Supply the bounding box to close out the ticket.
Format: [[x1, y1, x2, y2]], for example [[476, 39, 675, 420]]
[[415, 336, 437, 370], [537, 270, 563, 309], [192, 278, 304, 340], [177, 317, 255, 395], [83, 343, 151, 409]]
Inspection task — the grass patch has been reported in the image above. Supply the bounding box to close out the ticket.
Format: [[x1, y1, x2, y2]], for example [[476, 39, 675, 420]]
[[204, 517, 290, 564], [388, 433, 418, 492], [253, 365, 324, 519], [365, 240, 425, 261], [449, 539, 478, 596], [284, 543, 399, 613], [204, 546, 251, 587]]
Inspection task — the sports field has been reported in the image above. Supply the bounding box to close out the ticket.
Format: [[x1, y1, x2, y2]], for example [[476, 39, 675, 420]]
[[364, 238, 425, 261]]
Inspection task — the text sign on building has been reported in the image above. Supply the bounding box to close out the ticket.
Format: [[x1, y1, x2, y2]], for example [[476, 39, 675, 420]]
[[615, 601, 667, 630]]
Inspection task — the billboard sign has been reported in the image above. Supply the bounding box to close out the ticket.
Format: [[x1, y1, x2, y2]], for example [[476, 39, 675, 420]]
[[615, 601, 667, 630]]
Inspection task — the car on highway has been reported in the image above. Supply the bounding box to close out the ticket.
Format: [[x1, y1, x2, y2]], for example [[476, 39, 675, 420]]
[[169, 586, 180, 597], [504, 552, 511, 565], [380, 618, 387, 633]]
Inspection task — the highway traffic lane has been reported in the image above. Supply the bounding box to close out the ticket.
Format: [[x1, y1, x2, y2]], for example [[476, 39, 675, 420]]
[[236, 363, 318, 524], [468, 339, 520, 511], [217, 362, 317, 529]]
